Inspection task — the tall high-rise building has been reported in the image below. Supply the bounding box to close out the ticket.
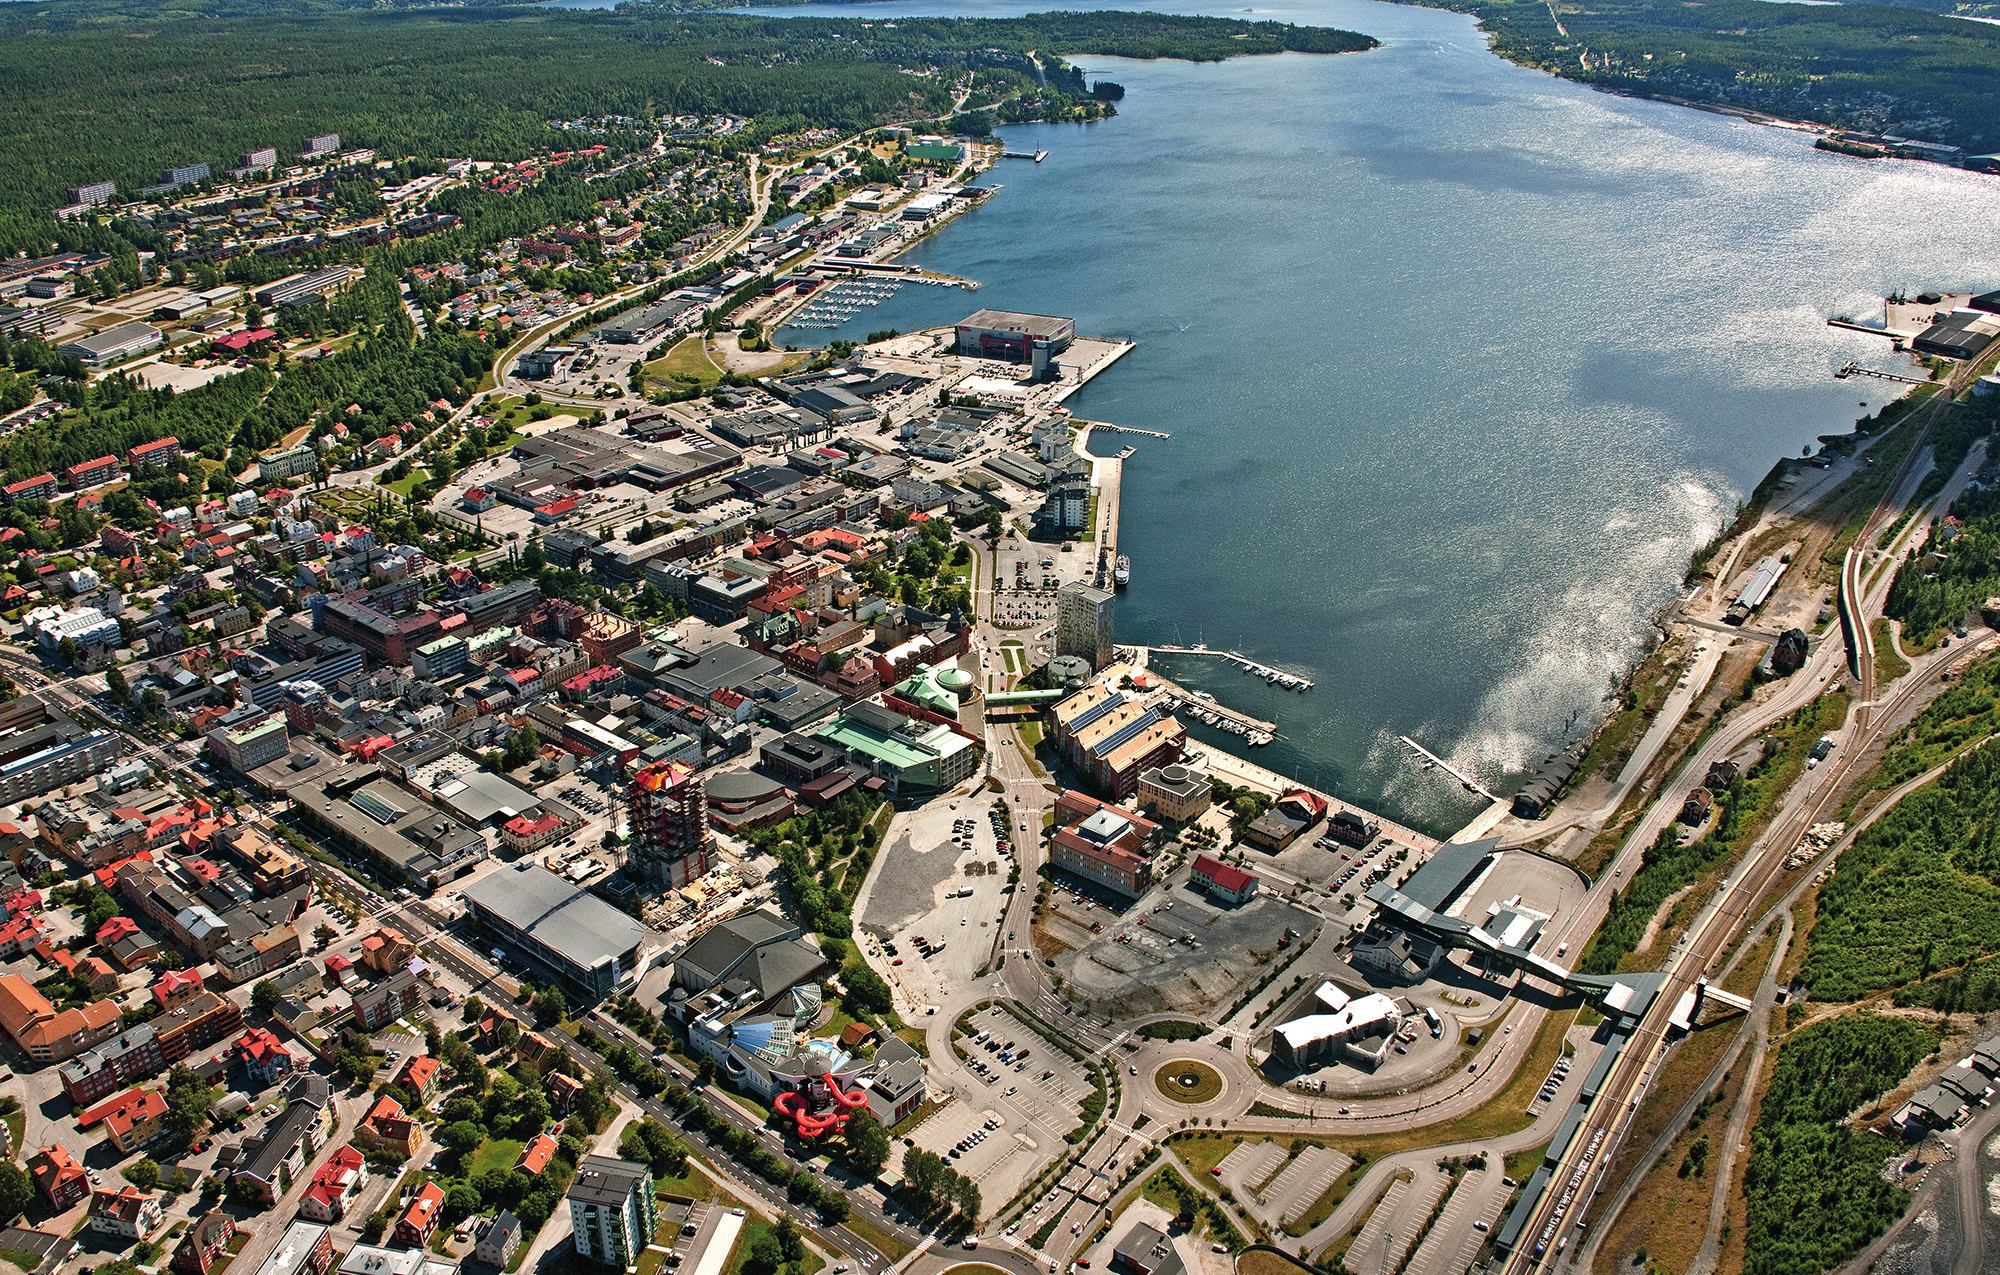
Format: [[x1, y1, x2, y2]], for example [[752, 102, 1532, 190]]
[[566, 1156, 655, 1268], [1056, 581, 1116, 670], [628, 761, 710, 887]]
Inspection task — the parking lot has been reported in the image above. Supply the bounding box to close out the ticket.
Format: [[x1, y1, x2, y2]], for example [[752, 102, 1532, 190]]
[[856, 798, 1017, 1012], [1045, 865, 1324, 1019], [899, 1004, 1093, 1208]]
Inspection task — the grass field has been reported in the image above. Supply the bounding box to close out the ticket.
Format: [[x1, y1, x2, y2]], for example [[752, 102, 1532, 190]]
[[1236, 1252, 1315, 1275], [1155, 1061, 1223, 1104], [842, 1214, 912, 1264], [1874, 618, 1912, 683], [647, 334, 724, 389], [466, 1137, 524, 1179], [653, 1163, 717, 1200], [722, 1221, 823, 1275]]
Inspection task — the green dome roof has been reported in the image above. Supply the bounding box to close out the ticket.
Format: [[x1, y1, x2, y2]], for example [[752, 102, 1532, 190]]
[[937, 667, 974, 690]]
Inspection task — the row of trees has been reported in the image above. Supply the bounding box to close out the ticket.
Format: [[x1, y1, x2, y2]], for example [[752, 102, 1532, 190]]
[[661, 1085, 854, 1222], [898, 1148, 981, 1222]]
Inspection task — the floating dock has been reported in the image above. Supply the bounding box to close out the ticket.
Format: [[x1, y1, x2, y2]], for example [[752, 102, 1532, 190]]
[[1136, 667, 1278, 739], [1001, 150, 1049, 162], [1089, 422, 1171, 440], [1142, 644, 1314, 691]]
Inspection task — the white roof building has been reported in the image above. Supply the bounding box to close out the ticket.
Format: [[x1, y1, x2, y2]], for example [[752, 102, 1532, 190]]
[[1270, 982, 1405, 1069]]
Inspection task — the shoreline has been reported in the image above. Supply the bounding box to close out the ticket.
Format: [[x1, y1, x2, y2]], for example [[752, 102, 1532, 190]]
[[1382, 0, 1994, 175], [819, 56, 1974, 854]]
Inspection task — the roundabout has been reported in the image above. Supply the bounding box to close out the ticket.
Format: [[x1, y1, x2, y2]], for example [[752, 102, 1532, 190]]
[[1154, 1059, 1224, 1105]]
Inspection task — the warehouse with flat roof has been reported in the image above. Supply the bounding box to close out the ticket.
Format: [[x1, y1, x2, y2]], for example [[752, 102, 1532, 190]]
[[955, 309, 1075, 368], [61, 322, 162, 368], [460, 863, 654, 1002]]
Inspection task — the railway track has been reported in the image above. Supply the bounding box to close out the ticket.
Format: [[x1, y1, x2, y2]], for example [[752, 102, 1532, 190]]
[[1506, 352, 1994, 1274]]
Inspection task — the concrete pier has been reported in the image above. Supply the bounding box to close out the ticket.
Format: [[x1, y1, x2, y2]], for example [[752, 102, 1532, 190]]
[[1053, 342, 1134, 404]]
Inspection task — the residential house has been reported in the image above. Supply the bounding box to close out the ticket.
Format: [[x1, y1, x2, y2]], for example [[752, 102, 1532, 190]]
[[236, 1028, 294, 1085], [514, 1031, 560, 1075], [353, 1094, 422, 1160], [351, 969, 425, 1032], [395, 1055, 441, 1101], [394, 1182, 446, 1249], [516, 1134, 558, 1175], [297, 1146, 369, 1223], [79, 1086, 168, 1153], [172, 1211, 238, 1275], [88, 1187, 163, 1240], [358, 927, 417, 974], [473, 1213, 522, 1269], [26, 1146, 89, 1210]]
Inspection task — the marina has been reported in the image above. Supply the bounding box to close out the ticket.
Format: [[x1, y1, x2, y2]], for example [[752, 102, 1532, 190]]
[[1125, 648, 1280, 739], [782, 277, 913, 330], [1140, 643, 1316, 691]]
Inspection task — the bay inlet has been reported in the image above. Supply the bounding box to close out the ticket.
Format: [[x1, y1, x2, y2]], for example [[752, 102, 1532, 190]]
[[752, 0, 2000, 837]]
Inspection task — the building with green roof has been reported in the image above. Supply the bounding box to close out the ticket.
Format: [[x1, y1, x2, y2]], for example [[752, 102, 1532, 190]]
[[813, 701, 979, 796]]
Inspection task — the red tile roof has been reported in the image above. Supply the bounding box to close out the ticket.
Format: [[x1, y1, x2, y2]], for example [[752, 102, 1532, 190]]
[[1191, 854, 1256, 894]]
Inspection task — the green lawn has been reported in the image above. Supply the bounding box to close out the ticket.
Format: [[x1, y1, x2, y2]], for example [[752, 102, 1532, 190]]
[[466, 1137, 525, 1179], [654, 1163, 716, 1201], [720, 1221, 822, 1275], [647, 335, 723, 388], [842, 1214, 911, 1264]]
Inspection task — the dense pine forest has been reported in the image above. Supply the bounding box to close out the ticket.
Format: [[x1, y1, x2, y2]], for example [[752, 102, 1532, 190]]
[[0, 3, 1375, 253], [1394, 0, 2000, 151]]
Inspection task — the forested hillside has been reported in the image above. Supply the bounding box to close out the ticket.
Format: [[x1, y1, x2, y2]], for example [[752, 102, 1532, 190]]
[[0, 4, 1374, 253], [1393, 0, 2000, 152], [1740, 1013, 1933, 1275], [1802, 744, 2000, 1001]]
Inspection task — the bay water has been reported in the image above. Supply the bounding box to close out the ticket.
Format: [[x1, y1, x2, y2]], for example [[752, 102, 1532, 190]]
[[722, 0, 2000, 835]]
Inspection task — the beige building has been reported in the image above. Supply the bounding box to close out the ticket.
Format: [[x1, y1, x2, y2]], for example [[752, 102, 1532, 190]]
[[1138, 763, 1212, 823]]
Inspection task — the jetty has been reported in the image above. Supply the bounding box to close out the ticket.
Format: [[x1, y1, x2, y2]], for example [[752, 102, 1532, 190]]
[[1834, 359, 1928, 386], [1397, 735, 1500, 803], [1089, 422, 1171, 440], [1125, 654, 1279, 738], [1143, 644, 1315, 691], [1001, 149, 1049, 162]]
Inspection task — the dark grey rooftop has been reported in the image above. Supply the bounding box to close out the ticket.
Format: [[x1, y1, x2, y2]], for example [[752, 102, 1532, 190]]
[[460, 863, 650, 973]]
